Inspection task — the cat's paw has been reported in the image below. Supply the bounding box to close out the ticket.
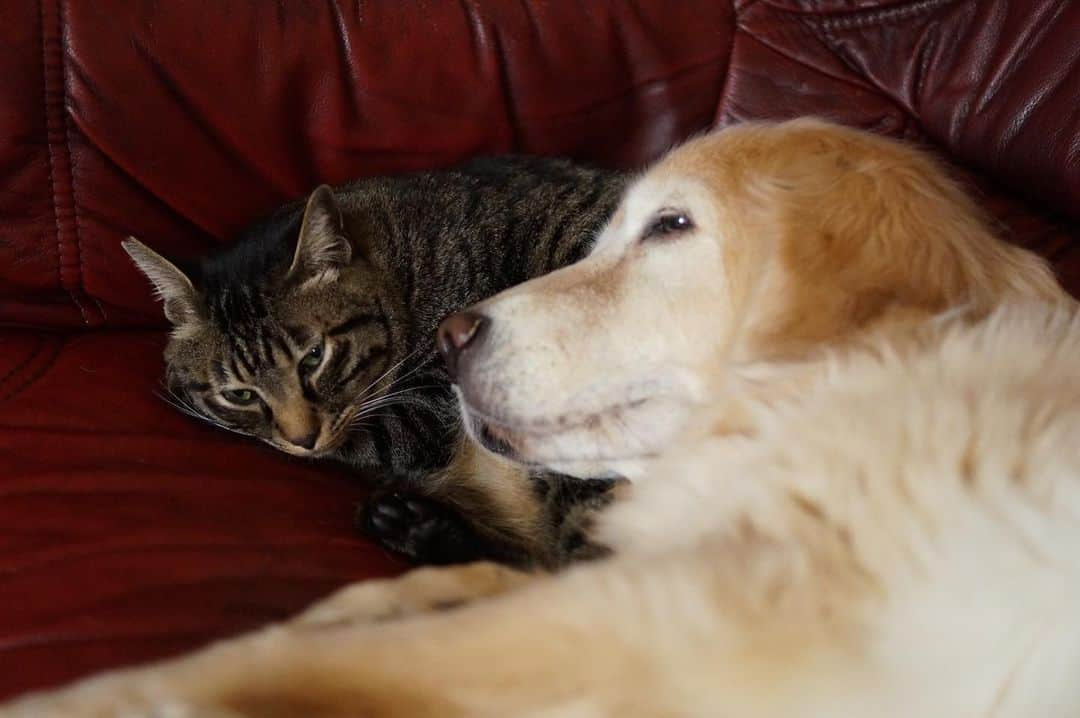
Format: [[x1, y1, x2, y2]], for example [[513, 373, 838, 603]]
[[357, 492, 487, 565]]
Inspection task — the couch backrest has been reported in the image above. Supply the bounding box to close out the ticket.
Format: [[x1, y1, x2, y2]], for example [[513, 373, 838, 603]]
[[1, 0, 1076, 329]]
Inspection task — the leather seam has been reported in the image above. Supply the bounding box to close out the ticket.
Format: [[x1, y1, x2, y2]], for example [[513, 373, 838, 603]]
[[40, 0, 66, 313], [817, 0, 957, 31], [40, 0, 94, 325], [60, 0, 107, 324]]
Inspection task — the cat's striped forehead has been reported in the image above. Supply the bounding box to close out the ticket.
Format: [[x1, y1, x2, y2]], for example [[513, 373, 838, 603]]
[[199, 281, 290, 379], [213, 322, 297, 384]]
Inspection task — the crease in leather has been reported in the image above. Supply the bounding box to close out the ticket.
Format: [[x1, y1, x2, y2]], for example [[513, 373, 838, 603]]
[[969, 1, 1068, 117], [711, 1, 740, 124], [488, 25, 524, 149], [806, 0, 1080, 224], [536, 53, 730, 123], [64, 107, 227, 249], [0, 335, 63, 405], [127, 37, 293, 202], [0, 337, 45, 391], [739, 25, 882, 97]]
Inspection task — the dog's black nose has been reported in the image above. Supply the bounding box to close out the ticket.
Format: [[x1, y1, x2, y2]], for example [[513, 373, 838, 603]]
[[438, 311, 488, 380]]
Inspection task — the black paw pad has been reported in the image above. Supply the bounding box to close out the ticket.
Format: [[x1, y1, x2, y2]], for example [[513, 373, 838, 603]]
[[357, 493, 481, 566]]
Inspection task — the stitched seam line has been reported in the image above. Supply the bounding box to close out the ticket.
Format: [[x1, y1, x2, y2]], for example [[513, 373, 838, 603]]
[[818, 0, 956, 30], [60, 0, 106, 324], [40, 0, 64, 309], [41, 0, 92, 325]]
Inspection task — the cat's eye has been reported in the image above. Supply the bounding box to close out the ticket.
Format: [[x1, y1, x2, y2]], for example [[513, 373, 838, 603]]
[[642, 211, 694, 241], [222, 388, 256, 405], [300, 343, 324, 370]]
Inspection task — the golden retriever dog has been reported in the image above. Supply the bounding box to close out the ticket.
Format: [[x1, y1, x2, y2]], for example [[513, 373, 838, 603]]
[[5, 119, 1079, 717]]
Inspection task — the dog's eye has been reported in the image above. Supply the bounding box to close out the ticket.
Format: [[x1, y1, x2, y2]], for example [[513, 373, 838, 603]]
[[643, 212, 694, 241], [222, 388, 257, 405]]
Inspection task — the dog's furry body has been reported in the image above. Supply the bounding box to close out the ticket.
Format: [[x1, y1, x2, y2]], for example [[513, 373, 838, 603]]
[[5, 120, 1079, 717]]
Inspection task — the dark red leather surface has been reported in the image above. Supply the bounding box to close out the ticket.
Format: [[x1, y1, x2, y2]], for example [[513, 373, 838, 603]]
[[1, 0, 1077, 700], [0, 330, 403, 696]]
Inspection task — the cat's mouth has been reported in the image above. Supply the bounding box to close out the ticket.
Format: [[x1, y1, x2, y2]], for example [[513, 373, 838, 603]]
[[267, 437, 340, 459], [267, 421, 350, 459]]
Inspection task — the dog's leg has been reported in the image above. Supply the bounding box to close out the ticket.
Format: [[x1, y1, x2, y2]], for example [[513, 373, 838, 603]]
[[0, 560, 643, 718], [0, 536, 875, 718], [294, 561, 533, 626]]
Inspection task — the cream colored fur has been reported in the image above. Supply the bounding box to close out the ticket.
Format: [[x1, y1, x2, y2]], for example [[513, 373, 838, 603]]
[[4, 120, 1078, 718], [452, 120, 1060, 479]]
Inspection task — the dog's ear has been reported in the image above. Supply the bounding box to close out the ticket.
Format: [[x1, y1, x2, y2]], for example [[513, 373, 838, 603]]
[[288, 185, 352, 284], [123, 238, 203, 327]]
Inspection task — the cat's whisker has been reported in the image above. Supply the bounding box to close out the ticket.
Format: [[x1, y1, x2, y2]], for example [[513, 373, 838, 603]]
[[342, 413, 395, 427], [350, 347, 430, 406], [353, 350, 441, 409], [155, 388, 256, 440], [345, 371, 433, 423], [154, 389, 205, 420], [387, 350, 439, 386], [343, 389, 442, 429], [342, 383, 445, 421], [361, 384, 444, 403], [348, 390, 443, 417]]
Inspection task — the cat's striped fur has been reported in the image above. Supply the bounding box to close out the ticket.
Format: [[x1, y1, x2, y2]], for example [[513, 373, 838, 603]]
[[125, 156, 624, 567]]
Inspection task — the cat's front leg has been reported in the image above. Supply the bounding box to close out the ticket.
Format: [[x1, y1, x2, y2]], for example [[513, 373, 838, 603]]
[[358, 437, 626, 569]]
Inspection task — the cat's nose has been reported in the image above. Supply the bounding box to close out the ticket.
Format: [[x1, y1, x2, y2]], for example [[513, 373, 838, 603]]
[[285, 428, 319, 451], [275, 412, 321, 451], [438, 311, 488, 381]]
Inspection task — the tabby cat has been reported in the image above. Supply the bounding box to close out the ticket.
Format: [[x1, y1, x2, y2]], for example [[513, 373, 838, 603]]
[[125, 157, 624, 567]]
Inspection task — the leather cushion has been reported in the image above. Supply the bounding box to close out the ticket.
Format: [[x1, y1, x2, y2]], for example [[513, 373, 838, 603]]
[[0, 330, 402, 698]]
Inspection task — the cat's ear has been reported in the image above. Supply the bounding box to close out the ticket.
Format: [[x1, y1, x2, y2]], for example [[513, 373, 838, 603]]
[[123, 238, 203, 327], [288, 185, 352, 284]]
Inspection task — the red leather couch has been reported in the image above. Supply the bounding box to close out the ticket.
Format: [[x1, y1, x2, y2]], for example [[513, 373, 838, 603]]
[[1, 0, 1077, 700]]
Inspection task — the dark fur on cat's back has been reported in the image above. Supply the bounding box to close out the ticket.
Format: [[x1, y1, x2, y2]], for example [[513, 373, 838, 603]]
[[126, 156, 624, 567]]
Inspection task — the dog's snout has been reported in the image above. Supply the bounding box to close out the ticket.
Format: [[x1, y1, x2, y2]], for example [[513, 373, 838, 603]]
[[438, 311, 488, 380]]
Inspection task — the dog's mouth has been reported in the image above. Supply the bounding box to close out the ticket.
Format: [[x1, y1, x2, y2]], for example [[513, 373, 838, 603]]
[[458, 392, 678, 469]]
